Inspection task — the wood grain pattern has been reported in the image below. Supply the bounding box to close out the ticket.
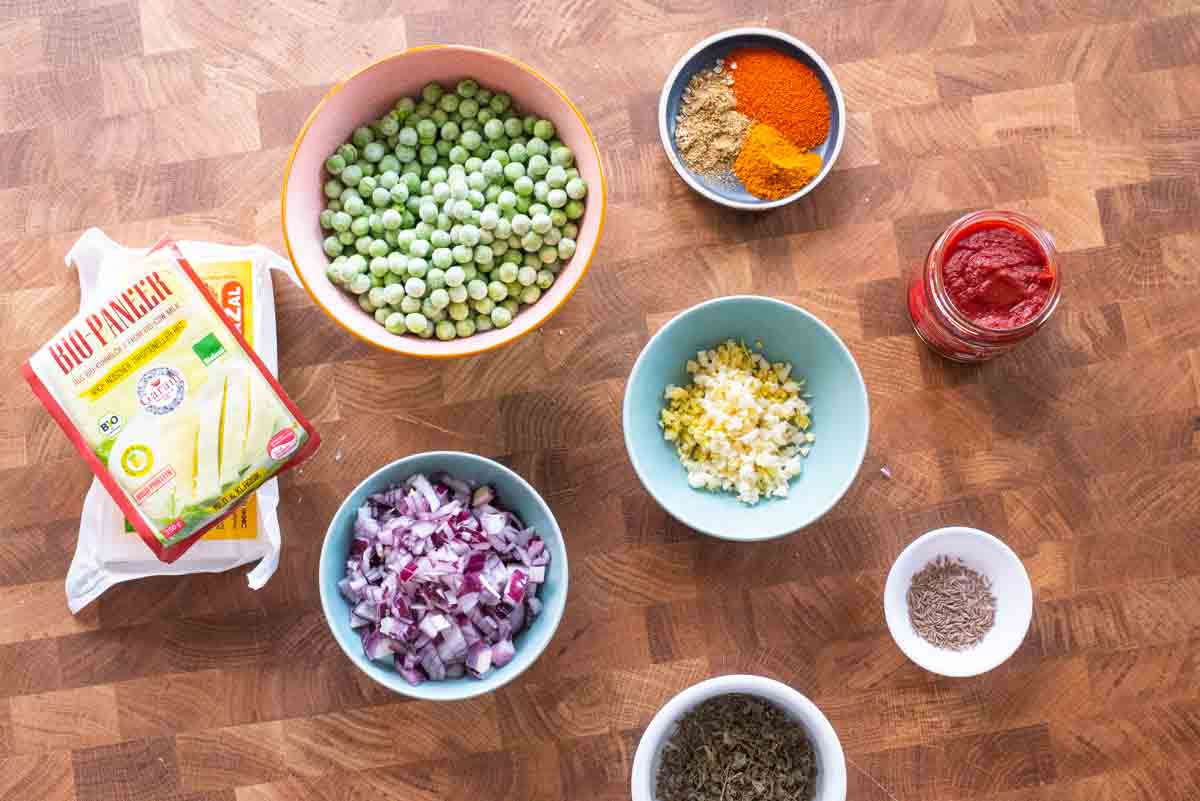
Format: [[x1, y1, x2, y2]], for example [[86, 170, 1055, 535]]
[[0, 1, 1198, 799]]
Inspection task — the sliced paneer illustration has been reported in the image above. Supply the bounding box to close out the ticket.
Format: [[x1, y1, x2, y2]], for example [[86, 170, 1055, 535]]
[[219, 369, 250, 485], [162, 410, 199, 514], [194, 372, 227, 502], [243, 371, 277, 465]]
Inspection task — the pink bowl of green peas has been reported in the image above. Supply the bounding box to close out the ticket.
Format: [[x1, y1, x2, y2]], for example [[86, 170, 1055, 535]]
[[282, 45, 607, 358]]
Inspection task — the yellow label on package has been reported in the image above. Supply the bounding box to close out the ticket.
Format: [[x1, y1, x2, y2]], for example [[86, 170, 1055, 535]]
[[23, 240, 320, 563]]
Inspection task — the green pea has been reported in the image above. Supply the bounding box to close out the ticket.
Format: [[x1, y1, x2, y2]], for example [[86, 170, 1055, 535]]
[[490, 92, 511, 113], [436, 264, 462, 288], [520, 283, 543, 305], [483, 118, 505, 141], [545, 165, 567, 188], [527, 154, 549, 179], [422, 82, 445, 104], [364, 141, 386, 162], [385, 311, 406, 334], [405, 276, 427, 298], [565, 199, 584, 220], [496, 262, 518, 284], [379, 154, 401, 173], [466, 279, 488, 301], [405, 311, 429, 333], [416, 119, 438, 143], [550, 146, 574, 168], [326, 153, 347, 174], [491, 305, 513, 328], [566, 177, 588, 200]]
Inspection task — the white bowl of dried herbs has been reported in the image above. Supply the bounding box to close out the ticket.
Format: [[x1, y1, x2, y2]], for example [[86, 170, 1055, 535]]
[[884, 526, 1034, 677], [631, 674, 847, 801]]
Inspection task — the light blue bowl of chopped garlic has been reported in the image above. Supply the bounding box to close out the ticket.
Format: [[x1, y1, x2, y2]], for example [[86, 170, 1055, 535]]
[[623, 296, 869, 541]]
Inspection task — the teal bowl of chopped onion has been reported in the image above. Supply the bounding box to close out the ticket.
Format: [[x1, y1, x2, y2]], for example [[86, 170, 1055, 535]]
[[623, 296, 868, 540], [318, 451, 567, 700]]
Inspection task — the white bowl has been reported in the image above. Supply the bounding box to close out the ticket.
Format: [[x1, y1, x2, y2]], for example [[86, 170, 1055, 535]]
[[884, 526, 1033, 677], [631, 675, 847, 801]]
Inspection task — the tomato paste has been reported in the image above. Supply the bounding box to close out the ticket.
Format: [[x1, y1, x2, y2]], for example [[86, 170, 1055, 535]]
[[907, 210, 1061, 362], [941, 224, 1053, 329]]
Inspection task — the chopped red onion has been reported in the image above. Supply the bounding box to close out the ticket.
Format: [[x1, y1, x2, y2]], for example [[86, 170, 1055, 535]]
[[342, 472, 550, 684]]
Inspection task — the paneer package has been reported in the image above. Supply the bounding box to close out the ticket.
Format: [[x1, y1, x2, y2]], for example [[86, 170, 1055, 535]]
[[23, 229, 321, 611]]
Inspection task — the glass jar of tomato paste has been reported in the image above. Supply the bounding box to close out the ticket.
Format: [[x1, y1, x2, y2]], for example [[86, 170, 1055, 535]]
[[908, 209, 1061, 362]]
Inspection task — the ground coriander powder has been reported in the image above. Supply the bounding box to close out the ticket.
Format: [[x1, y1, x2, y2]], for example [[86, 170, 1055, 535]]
[[674, 60, 752, 181]]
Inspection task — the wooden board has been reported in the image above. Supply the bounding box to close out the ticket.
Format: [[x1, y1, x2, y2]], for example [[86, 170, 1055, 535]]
[[2, 1, 1199, 799]]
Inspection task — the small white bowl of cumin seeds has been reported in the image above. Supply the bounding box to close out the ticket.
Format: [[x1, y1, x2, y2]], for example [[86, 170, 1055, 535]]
[[884, 526, 1034, 677]]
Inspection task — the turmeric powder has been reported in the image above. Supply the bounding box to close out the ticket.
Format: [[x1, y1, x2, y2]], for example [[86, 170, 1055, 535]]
[[734, 122, 824, 200]]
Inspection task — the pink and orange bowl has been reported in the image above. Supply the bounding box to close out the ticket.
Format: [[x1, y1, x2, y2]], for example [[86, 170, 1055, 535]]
[[281, 45, 606, 358]]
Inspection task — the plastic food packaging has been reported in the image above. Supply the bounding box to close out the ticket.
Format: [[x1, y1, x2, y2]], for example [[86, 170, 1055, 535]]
[[29, 229, 318, 612]]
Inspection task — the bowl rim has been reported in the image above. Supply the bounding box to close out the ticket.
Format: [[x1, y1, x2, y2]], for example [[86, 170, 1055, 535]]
[[630, 674, 848, 801], [883, 526, 1034, 677], [281, 43, 608, 358], [657, 27, 847, 210], [316, 450, 569, 701], [622, 295, 870, 541]]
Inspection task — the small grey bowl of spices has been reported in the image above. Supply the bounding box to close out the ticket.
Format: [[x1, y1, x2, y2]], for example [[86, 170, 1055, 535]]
[[884, 526, 1034, 677], [658, 27, 845, 210], [631, 675, 847, 801]]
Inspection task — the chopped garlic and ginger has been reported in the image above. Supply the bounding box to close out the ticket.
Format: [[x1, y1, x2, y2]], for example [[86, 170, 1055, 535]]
[[659, 340, 813, 504]]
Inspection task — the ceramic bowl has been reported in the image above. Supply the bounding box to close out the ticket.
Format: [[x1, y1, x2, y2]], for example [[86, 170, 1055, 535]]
[[658, 27, 845, 210], [631, 674, 847, 801], [282, 45, 606, 357], [623, 295, 868, 540], [317, 451, 568, 700], [884, 526, 1034, 677]]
